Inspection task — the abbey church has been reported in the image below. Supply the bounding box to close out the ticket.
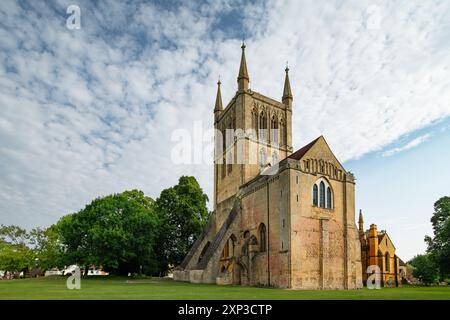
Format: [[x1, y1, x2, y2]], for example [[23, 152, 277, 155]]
[[173, 44, 364, 290]]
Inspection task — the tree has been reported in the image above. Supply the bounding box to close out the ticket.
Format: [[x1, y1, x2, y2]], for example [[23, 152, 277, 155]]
[[0, 225, 29, 246], [0, 225, 35, 273], [425, 196, 450, 280], [155, 176, 209, 273], [29, 226, 64, 270], [56, 190, 160, 275], [408, 254, 439, 285]]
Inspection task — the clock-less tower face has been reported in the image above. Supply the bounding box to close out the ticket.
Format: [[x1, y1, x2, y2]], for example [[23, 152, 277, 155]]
[[213, 45, 293, 207]]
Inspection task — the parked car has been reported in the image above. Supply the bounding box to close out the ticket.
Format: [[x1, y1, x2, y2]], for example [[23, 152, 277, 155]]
[[87, 268, 109, 276], [44, 268, 62, 277]]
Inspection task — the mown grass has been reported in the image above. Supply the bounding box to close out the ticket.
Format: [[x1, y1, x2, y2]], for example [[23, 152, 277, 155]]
[[0, 277, 449, 300]]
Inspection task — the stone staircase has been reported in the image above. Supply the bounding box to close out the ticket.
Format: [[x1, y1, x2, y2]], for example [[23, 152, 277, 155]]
[[178, 213, 215, 270], [196, 199, 240, 270]]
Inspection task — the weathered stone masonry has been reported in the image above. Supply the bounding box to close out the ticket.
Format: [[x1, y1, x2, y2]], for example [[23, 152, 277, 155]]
[[173, 44, 363, 290]]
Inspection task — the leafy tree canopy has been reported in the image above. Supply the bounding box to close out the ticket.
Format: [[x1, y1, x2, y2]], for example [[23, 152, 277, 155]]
[[425, 196, 450, 279], [56, 189, 159, 275], [156, 176, 209, 272], [408, 254, 439, 285]]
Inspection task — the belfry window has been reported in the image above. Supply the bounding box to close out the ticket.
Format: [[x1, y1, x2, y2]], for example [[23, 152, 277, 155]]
[[270, 116, 278, 144], [252, 108, 258, 135], [259, 112, 267, 141]]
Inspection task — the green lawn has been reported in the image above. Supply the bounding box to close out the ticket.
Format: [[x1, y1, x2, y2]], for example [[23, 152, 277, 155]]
[[0, 277, 449, 300]]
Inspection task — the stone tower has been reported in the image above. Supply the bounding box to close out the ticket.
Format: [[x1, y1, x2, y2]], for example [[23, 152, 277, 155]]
[[213, 43, 293, 214]]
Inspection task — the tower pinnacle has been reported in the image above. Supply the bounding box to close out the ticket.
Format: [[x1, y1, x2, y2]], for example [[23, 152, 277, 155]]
[[282, 64, 293, 108], [214, 78, 223, 115], [237, 42, 249, 91]]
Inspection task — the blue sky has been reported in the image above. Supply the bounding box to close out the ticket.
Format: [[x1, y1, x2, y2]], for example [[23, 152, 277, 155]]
[[1, 0, 449, 261]]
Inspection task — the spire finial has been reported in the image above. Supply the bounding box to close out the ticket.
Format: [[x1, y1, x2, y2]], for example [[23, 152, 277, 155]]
[[214, 76, 223, 113], [282, 62, 293, 106], [237, 41, 249, 91]]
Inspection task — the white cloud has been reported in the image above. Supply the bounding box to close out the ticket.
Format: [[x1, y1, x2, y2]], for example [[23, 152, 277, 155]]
[[0, 0, 450, 231], [382, 133, 431, 157]]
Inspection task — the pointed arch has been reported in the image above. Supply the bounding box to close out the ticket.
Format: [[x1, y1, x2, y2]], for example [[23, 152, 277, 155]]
[[259, 111, 267, 141], [312, 177, 333, 209], [326, 187, 332, 209], [313, 184, 318, 206], [251, 107, 258, 134], [221, 235, 236, 259], [258, 223, 267, 252], [319, 181, 326, 208], [270, 114, 279, 144]]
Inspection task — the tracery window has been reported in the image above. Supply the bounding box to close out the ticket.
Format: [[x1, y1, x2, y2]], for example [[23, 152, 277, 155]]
[[312, 178, 333, 209]]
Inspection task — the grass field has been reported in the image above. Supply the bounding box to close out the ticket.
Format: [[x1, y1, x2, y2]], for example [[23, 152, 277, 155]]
[[0, 277, 449, 300]]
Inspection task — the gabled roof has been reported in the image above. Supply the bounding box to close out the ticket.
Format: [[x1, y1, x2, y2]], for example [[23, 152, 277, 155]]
[[287, 137, 321, 160]]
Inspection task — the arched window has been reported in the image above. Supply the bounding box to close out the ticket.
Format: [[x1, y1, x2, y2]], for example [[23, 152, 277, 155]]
[[313, 184, 318, 206], [326, 187, 332, 209], [270, 115, 278, 144], [221, 240, 229, 258], [319, 181, 326, 208], [221, 235, 236, 259], [385, 253, 390, 272], [259, 223, 266, 252], [259, 111, 267, 141], [252, 108, 258, 134], [312, 178, 333, 209]]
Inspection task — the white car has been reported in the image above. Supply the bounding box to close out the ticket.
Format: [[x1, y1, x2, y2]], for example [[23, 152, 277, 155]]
[[87, 269, 109, 276], [44, 268, 62, 276]]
